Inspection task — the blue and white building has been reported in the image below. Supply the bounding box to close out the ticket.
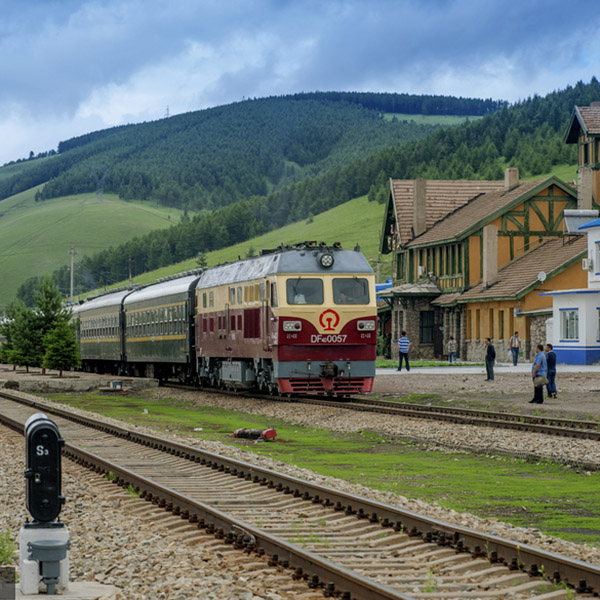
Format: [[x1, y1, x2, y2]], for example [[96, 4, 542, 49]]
[[542, 212, 600, 364]]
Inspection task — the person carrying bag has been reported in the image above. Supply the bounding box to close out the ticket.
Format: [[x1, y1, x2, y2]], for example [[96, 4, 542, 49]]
[[529, 344, 548, 404]]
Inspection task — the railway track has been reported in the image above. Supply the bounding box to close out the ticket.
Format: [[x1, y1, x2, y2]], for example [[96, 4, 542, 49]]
[[328, 396, 600, 440], [168, 381, 600, 441], [1, 389, 598, 599]]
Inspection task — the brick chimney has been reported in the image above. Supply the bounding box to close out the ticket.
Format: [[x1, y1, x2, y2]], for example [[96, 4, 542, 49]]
[[504, 167, 519, 192], [482, 224, 498, 287], [413, 178, 426, 237], [578, 166, 593, 210]]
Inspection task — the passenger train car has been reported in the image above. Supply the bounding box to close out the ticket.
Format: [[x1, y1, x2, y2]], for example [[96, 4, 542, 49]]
[[74, 289, 131, 374], [73, 242, 376, 395]]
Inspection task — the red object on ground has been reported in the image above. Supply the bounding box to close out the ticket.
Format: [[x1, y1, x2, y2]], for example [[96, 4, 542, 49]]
[[233, 428, 277, 440]]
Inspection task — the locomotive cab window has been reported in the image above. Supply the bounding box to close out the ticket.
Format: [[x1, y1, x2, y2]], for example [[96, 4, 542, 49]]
[[286, 278, 323, 305], [333, 278, 370, 304]]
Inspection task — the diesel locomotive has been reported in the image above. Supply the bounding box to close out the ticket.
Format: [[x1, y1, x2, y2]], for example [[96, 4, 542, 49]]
[[74, 242, 377, 395]]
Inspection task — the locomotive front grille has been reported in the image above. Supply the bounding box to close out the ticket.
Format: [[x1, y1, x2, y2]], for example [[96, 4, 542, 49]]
[[286, 377, 370, 394]]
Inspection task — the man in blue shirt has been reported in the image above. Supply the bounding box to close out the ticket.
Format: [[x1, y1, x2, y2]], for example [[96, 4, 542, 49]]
[[545, 343, 557, 399], [397, 331, 411, 372], [530, 344, 548, 404]]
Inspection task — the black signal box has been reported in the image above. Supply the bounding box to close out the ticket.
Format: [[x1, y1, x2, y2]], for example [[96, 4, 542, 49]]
[[24, 414, 65, 523]]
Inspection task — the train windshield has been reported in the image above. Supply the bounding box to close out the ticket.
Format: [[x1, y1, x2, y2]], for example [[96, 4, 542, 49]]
[[286, 278, 323, 305], [333, 278, 370, 304]]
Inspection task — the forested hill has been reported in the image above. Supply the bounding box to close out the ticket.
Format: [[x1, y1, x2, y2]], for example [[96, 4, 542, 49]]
[[16, 78, 600, 304], [0, 92, 492, 209]]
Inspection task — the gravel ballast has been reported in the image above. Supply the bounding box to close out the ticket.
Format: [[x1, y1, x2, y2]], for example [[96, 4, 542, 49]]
[[1, 367, 600, 598]]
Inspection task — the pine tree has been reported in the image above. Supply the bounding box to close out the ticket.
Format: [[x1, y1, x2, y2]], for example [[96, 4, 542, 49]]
[[42, 321, 80, 377], [6, 303, 41, 372]]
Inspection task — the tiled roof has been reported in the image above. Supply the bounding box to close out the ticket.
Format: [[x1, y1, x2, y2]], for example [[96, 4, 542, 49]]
[[577, 106, 600, 134], [405, 179, 547, 247], [391, 179, 504, 246], [565, 105, 600, 143], [431, 292, 461, 306], [384, 280, 441, 296], [458, 236, 587, 301]]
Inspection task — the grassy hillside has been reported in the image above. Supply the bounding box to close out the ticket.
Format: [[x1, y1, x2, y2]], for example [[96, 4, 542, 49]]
[[384, 113, 482, 126], [0, 190, 182, 308], [83, 195, 390, 297]]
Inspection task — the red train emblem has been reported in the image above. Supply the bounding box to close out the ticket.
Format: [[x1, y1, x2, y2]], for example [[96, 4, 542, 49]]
[[319, 309, 340, 331]]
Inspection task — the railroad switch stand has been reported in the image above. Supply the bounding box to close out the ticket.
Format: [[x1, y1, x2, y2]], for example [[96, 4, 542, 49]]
[[19, 413, 70, 595]]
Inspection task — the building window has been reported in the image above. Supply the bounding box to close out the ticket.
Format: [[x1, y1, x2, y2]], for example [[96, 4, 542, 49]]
[[560, 309, 579, 340], [420, 311, 434, 344]]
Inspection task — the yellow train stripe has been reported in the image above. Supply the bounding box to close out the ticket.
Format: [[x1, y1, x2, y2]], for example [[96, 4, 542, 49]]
[[127, 335, 187, 342]]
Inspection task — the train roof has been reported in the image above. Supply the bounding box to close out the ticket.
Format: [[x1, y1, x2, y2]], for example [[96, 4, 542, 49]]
[[124, 273, 202, 305], [73, 289, 134, 313], [197, 246, 373, 289]]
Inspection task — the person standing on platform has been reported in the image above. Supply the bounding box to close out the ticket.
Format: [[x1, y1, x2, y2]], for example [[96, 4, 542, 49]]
[[530, 344, 548, 404], [545, 343, 557, 399], [397, 331, 411, 372], [508, 331, 522, 366], [484, 338, 495, 381], [447, 336, 457, 363]]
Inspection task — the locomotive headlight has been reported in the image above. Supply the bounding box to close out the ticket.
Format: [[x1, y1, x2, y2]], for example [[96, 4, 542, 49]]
[[319, 252, 334, 268], [283, 320, 302, 332], [356, 320, 375, 331]]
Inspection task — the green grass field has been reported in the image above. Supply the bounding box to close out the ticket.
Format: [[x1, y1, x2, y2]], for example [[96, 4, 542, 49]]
[[383, 113, 482, 125], [0, 189, 182, 308], [87, 194, 392, 295]]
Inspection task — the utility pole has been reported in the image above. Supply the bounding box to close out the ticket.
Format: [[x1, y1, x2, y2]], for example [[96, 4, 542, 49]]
[[68, 245, 78, 300], [128, 256, 133, 286]]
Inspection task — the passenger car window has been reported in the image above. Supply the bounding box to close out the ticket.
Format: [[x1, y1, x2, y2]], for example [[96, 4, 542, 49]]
[[286, 278, 324, 305], [333, 278, 370, 304]]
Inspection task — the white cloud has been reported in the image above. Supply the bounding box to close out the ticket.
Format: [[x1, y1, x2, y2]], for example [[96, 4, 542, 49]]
[[76, 32, 317, 124], [3, 0, 600, 164]]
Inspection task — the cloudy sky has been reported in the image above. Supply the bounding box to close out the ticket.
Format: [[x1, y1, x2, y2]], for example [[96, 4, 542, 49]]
[[2, 0, 600, 165]]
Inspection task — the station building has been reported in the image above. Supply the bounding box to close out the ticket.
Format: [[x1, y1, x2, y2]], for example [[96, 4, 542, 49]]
[[379, 169, 595, 361], [541, 215, 600, 364]]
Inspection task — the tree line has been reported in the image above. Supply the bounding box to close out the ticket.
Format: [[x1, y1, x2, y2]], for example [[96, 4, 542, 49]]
[[288, 91, 507, 115], [1, 279, 79, 375]]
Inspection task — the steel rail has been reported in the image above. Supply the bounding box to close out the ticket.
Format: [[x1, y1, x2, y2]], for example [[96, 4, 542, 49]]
[[349, 397, 600, 432], [0, 399, 414, 600], [1, 390, 599, 594], [164, 381, 600, 441]]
